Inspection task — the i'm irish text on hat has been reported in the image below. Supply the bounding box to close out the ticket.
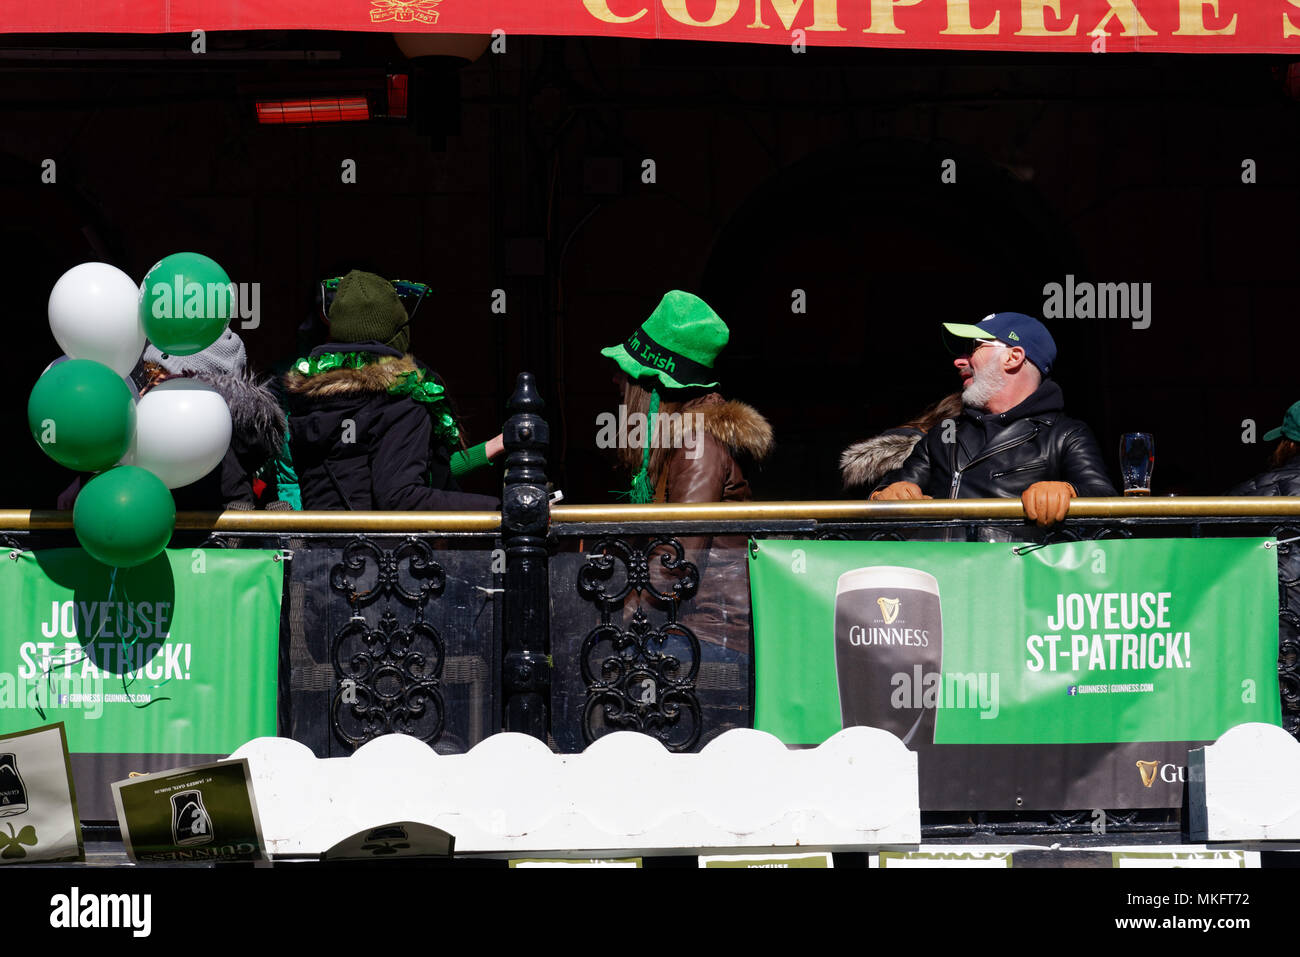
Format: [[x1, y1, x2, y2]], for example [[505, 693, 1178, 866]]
[[626, 331, 676, 375]]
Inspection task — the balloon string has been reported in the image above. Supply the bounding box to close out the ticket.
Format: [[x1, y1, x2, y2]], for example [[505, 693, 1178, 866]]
[[106, 567, 172, 709], [28, 565, 174, 718], [30, 645, 92, 721], [27, 566, 115, 718]]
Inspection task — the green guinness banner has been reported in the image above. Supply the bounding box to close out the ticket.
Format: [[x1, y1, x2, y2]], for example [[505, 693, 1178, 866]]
[[750, 538, 1282, 808], [0, 549, 283, 817]]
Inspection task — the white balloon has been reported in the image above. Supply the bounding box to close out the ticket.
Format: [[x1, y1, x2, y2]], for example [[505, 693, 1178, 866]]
[[48, 262, 146, 377], [122, 378, 232, 489]]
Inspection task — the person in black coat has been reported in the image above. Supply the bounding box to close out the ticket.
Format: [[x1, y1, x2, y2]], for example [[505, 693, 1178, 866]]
[[1229, 401, 1300, 497], [871, 312, 1116, 526], [1230, 402, 1300, 737], [284, 270, 499, 511]]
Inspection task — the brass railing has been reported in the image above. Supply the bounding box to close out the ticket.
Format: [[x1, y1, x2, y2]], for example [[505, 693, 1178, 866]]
[[5, 496, 1300, 533]]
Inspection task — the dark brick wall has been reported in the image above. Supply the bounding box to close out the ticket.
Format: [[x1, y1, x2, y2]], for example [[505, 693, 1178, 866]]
[[2, 39, 1296, 505]]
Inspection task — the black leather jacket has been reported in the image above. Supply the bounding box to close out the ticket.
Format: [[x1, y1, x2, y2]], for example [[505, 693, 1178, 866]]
[[1227, 459, 1300, 497], [877, 380, 1117, 499], [1229, 457, 1300, 619]]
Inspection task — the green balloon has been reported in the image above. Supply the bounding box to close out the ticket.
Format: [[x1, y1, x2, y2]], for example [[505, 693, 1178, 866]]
[[73, 467, 176, 568], [28, 359, 136, 471], [138, 252, 233, 356]]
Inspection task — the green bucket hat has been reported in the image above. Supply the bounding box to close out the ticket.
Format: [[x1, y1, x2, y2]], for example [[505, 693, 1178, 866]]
[[1264, 400, 1300, 442], [601, 291, 729, 390]]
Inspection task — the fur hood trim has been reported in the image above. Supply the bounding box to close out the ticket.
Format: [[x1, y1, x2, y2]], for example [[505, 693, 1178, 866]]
[[196, 370, 288, 465], [840, 429, 923, 489], [284, 355, 419, 399], [682, 394, 774, 461]]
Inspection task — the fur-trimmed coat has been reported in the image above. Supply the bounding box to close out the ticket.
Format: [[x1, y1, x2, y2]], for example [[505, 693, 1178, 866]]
[[628, 393, 773, 661], [839, 428, 924, 491], [284, 351, 498, 511], [193, 370, 288, 508], [654, 393, 773, 503]]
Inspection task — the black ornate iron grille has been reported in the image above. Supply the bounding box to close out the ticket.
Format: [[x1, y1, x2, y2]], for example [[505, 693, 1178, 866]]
[[329, 537, 448, 748], [575, 537, 703, 750], [551, 530, 755, 754], [288, 534, 500, 757]]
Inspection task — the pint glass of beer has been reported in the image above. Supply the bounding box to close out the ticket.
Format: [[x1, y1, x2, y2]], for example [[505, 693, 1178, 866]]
[[171, 790, 214, 846], [0, 754, 27, 817], [1120, 432, 1154, 495], [834, 566, 943, 746]]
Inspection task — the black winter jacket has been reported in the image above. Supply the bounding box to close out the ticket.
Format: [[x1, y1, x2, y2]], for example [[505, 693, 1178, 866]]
[[1228, 459, 1300, 497], [1229, 457, 1300, 593], [877, 380, 1117, 499], [1227, 455, 1300, 598], [285, 348, 498, 511]]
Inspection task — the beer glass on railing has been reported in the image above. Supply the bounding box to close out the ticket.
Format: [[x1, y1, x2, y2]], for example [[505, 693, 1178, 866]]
[[1119, 432, 1154, 496]]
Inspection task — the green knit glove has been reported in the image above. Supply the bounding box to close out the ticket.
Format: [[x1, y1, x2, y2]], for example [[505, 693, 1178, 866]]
[[450, 441, 492, 478]]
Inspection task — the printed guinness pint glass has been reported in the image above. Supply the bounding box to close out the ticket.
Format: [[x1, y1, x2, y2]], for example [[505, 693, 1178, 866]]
[[835, 566, 943, 746], [171, 790, 214, 846], [0, 754, 27, 817]]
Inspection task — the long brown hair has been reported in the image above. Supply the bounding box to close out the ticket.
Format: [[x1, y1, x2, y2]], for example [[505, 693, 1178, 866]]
[[1273, 438, 1300, 469], [615, 376, 689, 490], [900, 392, 964, 433]]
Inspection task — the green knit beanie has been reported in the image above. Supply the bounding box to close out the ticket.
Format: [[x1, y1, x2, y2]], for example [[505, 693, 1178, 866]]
[[328, 270, 411, 354]]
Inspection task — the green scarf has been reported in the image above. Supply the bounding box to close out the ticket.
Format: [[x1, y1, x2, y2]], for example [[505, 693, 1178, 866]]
[[627, 389, 659, 504], [293, 352, 460, 446]]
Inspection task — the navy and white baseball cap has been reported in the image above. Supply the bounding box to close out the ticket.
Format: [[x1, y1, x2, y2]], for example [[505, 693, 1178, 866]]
[[942, 312, 1057, 376]]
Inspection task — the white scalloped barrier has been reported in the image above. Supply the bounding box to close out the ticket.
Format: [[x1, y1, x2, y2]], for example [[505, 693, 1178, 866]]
[[229, 726, 919, 856], [1190, 722, 1300, 841]]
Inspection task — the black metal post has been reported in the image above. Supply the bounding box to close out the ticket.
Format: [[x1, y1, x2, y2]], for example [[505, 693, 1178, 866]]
[[501, 372, 551, 740]]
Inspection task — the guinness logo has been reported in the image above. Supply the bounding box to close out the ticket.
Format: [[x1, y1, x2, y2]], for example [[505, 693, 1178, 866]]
[[370, 0, 441, 24], [1136, 760, 1159, 788], [362, 825, 411, 856], [877, 597, 901, 625]]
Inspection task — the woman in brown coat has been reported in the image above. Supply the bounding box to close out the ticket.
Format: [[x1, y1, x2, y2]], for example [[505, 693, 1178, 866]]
[[601, 291, 773, 674], [602, 290, 772, 504]]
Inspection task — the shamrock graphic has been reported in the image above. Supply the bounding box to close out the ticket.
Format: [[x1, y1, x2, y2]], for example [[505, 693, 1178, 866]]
[[0, 822, 37, 859]]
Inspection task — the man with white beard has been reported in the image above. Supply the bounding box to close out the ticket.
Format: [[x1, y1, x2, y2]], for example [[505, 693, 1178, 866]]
[[870, 313, 1116, 526]]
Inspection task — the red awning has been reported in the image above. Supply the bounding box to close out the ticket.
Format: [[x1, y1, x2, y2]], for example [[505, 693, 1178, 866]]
[[0, 1, 1296, 53]]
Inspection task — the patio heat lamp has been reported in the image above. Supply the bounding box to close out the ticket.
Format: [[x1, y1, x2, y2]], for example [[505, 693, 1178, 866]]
[[250, 33, 487, 148]]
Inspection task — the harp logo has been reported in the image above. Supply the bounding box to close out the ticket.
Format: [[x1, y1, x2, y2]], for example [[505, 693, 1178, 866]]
[[877, 597, 901, 625], [369, 0, 441, 24], [1136, 760, 1160, 788]]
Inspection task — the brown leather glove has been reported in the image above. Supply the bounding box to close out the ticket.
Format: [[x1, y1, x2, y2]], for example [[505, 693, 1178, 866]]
[[1022, 481, 1076, 527], [870, 481, 931, 501]]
